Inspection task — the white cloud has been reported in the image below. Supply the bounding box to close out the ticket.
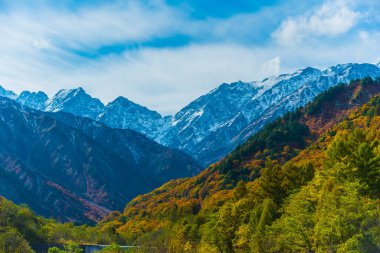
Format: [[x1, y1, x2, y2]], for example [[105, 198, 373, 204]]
[[0, 0, 379, 115], [260, 57, 281, 78], [0, 1, 183, 59], [273, 0, 360, 45], [0, 44, 272, 115]]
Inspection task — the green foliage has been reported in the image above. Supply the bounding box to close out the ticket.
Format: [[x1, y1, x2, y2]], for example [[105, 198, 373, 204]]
[[259, 162, 315, 204], [265, 126, 380, 252], [306, 83, 346, 115], [218, 111, 310, 185], [121, 97, 380, 252], [48, 242, 83, 253], [0, 197, 120, 250], [0, 227, 34, 253], [0, 199, 46, 243], [233, 181, 247, 200], [1, 78, 380, 253], [99, 243, 128, 253], [326, 128, 380, 196], [96, 80, 380, 252]]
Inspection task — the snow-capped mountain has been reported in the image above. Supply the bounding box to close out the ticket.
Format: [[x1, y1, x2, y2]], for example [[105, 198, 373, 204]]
[[1, 62, 379, 167], [157, 81, 260, 150], [169, 63, 380, 166], [98, 97, 167, 139], [45, 87, 105, 119], [16, 91, 48, 110], [0, 85, 17, 99]]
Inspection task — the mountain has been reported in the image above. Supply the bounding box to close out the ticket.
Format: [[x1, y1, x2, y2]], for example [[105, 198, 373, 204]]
[[97, 96, 167, 139], [0, 85, 17, 99], [159, 63, 380, 166], [1, 63, 380, 168], [16, 91, 49, 110], [0, 97, 200, 223], [48, 111, 200, 183], [156, 81, 260, 159], [1, 78, 379, 251], [44, 87, 105, 119], [98, 78, 380, 250]]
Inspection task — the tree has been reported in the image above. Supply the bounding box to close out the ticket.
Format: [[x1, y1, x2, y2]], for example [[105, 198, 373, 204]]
[[0, 228, 34, 253], [233, 224, 250, 253], [233, 181, 247, 200], [212, 204, 238, 252], [48, 242, 83, 253], [267, 184, 317, 253], [327, 129, 380, 195], [249, 198, 277, 252], [99, 243, 127, 253]]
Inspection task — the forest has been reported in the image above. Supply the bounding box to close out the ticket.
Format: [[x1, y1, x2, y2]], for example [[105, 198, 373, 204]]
[[1, 78, 380, 252]]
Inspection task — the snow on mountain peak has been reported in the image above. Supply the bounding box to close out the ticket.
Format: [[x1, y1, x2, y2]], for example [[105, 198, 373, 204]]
[[45, 87, 105, 119], [1, 62, 380, 167], [0, 85, 17, 99], [157, 62, 380, 166], [16, 90, 48, 110], [98, 96, 163, 139]]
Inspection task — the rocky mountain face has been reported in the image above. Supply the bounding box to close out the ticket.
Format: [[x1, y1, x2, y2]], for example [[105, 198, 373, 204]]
[[159, 63, 380, 166], [16, 91, 49, 110], [0, 97, 200, 223], [0, 85, 17, 99], [2, 63, 380, 167], [44, 87, 105, 119], [97, 97, 167, 139]]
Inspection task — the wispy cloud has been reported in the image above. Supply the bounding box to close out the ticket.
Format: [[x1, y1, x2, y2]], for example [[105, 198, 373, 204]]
[[0, 0, 379, 114], [272, 0, 361, 45]]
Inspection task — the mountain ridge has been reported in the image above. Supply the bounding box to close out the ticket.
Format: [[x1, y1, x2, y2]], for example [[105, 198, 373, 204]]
[[0, 97, 201, 223], [2, 62, 380, 167], [97, 78, 380, 249]]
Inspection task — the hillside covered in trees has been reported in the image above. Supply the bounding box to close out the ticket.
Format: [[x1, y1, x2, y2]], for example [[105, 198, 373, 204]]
[[96, 78, 380, 252], [0, 195, 125, 252], [1, 78, 380, 253]]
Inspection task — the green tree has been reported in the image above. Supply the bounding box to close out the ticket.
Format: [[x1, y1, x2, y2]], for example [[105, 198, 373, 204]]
[[0, 228, 34, 253], [213, 204, 238, 252], [99, 243, 127, 253], [48, 242, 83, 253], [267, 184, 317, 253], [233, 181, 247, 200], [327, 129, 380, 195], [249, 198, 277, 252]]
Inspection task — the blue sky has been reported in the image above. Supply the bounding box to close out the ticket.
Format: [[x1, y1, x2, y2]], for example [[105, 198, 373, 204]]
[[0, 0, 379, 114]]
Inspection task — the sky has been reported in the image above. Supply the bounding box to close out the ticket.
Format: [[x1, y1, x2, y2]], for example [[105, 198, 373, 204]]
[[0, 0, 379, 115]]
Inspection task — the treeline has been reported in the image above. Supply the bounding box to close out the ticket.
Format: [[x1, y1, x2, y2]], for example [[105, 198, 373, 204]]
[[1, 78, 380, 253], [121, 94, 380, 252], [0, 197, 126, 252], [98, 78, 380, 252]]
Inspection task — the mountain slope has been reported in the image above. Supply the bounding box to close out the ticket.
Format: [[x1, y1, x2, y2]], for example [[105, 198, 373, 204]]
[[99, 78, 380, 244], [156, 81, 260, 160], [1, 78, 379, 252], [0, 196, 122, 249], [0, 85, 17, 99], [97, 97, 167, 139], [163, 63, 380, 166], [45, 87, 105, 119], [48, 111, 201, 183], [1, 63, 379, 168], [0, 98, 200, 223], [16, 91, 48, 110]]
